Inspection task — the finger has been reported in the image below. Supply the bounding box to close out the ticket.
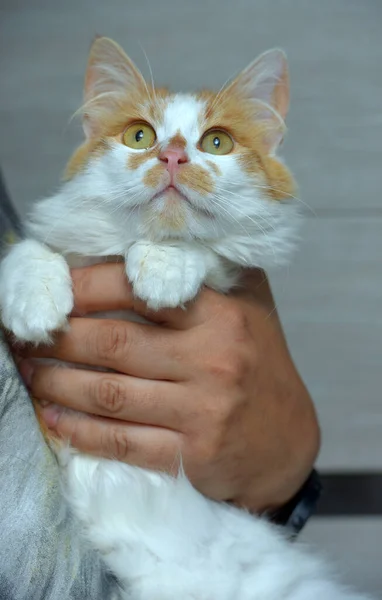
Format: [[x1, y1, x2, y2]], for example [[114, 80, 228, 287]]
[[22, 317, 188, 380], [71, 263, 133, 314], [70, 263, 217, 330], [163, 268, 275, 331], [26, 363, 186, 430], [149, 268, 271, 330], [125, 285, 232, 331], [71, 263, 182, 325], [41, 405, 183, 471]]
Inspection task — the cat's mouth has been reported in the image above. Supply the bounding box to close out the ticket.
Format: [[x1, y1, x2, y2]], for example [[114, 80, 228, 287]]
[[151, 185, 190, 205], [151, 185, 214, 218]]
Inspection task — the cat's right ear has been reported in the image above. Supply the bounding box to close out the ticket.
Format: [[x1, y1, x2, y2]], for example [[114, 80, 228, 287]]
[[83, 36, 146, 139]]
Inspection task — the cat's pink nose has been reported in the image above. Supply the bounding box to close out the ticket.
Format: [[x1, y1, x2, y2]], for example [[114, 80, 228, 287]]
[[159, 147, 188, 176]]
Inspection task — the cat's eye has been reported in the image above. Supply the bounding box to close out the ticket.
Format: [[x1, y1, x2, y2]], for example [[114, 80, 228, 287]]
[[200, 129, 234, 155], [122, 122, 156, 149]]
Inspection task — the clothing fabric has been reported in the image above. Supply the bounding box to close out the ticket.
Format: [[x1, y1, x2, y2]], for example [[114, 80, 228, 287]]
[[0, 172, 118, 599]]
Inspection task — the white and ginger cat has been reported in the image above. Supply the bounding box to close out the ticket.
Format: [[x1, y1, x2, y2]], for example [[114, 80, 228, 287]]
[[0, 37, 372, 600]]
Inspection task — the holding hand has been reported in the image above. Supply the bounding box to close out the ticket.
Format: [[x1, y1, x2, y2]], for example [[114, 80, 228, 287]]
[[17, 263, 319, 512]]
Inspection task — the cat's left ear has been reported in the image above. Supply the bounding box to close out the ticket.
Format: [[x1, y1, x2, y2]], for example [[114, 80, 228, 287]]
[[228, 49, 289, 151], [231, 49, 289, 119], [83, 36, 147, 139]]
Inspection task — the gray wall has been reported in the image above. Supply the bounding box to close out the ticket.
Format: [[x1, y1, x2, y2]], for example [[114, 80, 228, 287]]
[[1, 0, 381, 594]]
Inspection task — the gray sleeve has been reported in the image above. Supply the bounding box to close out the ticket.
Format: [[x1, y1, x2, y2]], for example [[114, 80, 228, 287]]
[[0, 175, 119, 600], [0, 172, 23, 241]]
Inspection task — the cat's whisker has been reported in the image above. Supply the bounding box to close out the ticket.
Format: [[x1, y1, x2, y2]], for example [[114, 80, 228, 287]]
[[181, 177, 278, 235], [92, 184, 145, 212], [213, 186, 278, 233], [37, 197, 104, 245], [207, 82, 230, 115], [137, 41, 157, 106], [209, 192, 279, 262], [216, 195, 274, 238], [177, 174, 278, 238], [39, 184, 145, 244], [69, 90, 127, 126], [209, 193, 256, 238], [207, 65, 243, 114], [119, 193, 146, 225], [252, 184, 315, 215], [218, 180, 316, 215], [107, 196, 144, 218]]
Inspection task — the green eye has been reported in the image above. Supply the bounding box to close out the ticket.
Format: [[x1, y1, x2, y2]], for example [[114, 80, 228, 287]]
[[200, 129, 234, 155], [122, 122, 156, 149]]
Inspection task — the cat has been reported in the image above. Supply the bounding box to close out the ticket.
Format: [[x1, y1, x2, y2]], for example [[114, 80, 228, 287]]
[[0, 37, 372, 600]]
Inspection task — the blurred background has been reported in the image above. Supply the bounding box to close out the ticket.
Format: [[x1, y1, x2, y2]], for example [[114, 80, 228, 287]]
[[0, 0, 381, 595]]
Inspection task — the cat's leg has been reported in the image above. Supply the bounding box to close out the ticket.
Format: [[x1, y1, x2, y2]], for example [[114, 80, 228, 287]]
[[0, 239, 73, 343], [125, 241, 226, 310], [62, 451, 233, 598], [62, 452, 372, 600], [61, 452, 190, 598]]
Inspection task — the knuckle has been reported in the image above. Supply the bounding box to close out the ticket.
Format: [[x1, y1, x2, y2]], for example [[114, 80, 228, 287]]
[[94, 377, 126, 413], [223, 304, 248, 339], [228, 354, 249, 383], [64, 415, 81, 447], [71, 268, 93, 310], [191, 402, 233, 464], [32, 366, 53, 395], [103, 427, 133, 461], [93, 321, 130, 361], [206, 304, 252, 386], [193, 430, 222, 466], [210, 398, 236, 434], [206, 353, 249, 387]]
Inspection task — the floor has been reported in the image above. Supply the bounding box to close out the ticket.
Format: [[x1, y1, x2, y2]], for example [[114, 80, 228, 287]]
[[0, 0, 381, 596]]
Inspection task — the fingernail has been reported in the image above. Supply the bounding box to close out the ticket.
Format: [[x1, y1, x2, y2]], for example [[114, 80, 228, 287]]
[[41, 404, 63, 428], [38, 399, 51, 408], [19, 360, 35, 388]]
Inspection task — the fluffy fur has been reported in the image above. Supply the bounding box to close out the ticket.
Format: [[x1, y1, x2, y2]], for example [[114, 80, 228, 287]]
[[0, 37, 371, 599]]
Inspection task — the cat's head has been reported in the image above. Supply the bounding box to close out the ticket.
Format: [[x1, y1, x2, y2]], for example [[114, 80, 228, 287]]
[[66, 37, 297, 260]]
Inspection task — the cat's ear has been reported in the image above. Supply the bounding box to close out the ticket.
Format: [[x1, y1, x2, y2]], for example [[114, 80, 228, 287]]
[[228, 49, 289, 151], [83, 36, 146, 138], [231, 49, 289, 119]]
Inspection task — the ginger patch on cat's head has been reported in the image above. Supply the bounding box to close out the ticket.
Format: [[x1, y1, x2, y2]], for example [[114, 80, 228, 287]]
[[200, 48, 295, 201], [64, 37, 296, 243]]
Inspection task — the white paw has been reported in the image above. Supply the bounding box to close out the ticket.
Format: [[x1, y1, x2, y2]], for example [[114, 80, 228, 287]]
[[126, 242, 207, 310], [0, 239, 73, 343]]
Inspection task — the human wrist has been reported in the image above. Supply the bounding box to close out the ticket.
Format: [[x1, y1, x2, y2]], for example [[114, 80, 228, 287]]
[[243, 384, 320, 514]]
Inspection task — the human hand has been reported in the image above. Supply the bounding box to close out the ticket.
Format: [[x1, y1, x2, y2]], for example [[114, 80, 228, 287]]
[[16, 263, 320, 512]]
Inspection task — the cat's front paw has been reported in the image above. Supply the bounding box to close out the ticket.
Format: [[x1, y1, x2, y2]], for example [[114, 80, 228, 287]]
[[126, 242, 207, 310], [0, 239, 73, 343]]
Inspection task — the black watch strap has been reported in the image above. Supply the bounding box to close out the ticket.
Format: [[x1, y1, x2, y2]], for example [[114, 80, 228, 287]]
[[270, 469, 322, 538]]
